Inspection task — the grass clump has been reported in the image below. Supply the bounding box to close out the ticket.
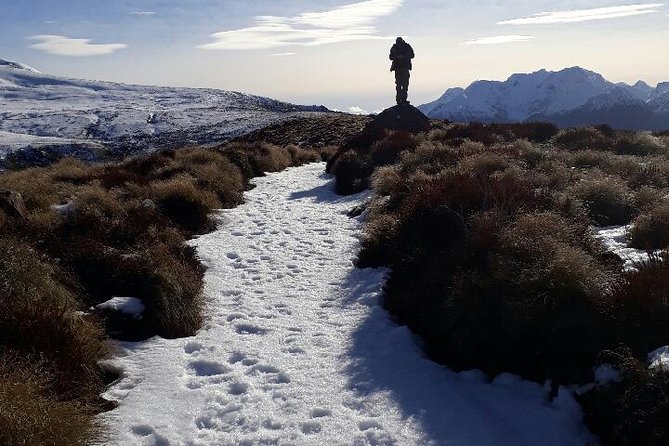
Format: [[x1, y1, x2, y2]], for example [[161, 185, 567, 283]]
[[578, 347, 669, 446], [0, 354, 98, 446], [572, 175, 637, 226], [552, 127, 613, 151], [0, 237, 106, 397], [629, 203, 669, 250]]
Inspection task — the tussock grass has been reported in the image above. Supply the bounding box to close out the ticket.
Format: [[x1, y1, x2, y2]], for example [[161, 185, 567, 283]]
[[571, 175, 637, 226], [615, 132, 668, 156], [578, 346, 669, 446], [0, 237, 106, 399], [0, 354, 98, 446], [552, 127, 613, 151], [334, 122, 669, 441], [629, 203, 669, 250]]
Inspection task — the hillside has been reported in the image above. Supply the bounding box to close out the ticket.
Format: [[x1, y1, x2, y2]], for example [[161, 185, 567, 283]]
[[419, 67, 669, 130], [0, 59, 328, 166]]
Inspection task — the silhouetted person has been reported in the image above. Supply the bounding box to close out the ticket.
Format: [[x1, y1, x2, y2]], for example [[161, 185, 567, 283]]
[[389, 37, 414, 105]]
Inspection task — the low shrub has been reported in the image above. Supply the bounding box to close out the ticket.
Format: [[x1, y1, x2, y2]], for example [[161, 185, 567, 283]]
[[567, 150, 614, 169], [572, 175, 637, 226], [368, 131, 418, 166], [629, 203, 669, 250], [286, 144, 321, 165], [371, 165, 403, 197], [609, 254, 669, 355], [0, 354, 98, 446], [319, 145, 339, 162], [578, 347, 669, 446], [153, 177, 220, 233], [48, 158, 92, 185], [552, 127, 613, 151], [615, 133, 668, 156], [507, 122, 559, 143], [0, 237, 106, 398], [330, 151, 373, 195]]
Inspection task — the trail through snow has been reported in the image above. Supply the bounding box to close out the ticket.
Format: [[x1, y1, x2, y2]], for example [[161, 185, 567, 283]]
[[99, 163, 592, 445]]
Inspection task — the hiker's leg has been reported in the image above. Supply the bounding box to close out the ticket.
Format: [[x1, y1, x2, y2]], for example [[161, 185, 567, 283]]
[[398, 70, 410, 103], [405, 71, 411, 102], [395, 71, 402, 104]]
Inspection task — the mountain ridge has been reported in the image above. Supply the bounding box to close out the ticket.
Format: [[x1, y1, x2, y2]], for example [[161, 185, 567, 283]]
[[419, 67, 669, 130], [0, 59, 329, 166]]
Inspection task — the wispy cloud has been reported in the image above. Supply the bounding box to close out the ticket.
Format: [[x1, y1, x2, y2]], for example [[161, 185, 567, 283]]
[[499, 4, 664, 25], [131, 11, 156, 16], [29, 35, 127, 56], [465, 35, 535, 45], [199, 0, 403, 50], [272, 52, 297, 56]]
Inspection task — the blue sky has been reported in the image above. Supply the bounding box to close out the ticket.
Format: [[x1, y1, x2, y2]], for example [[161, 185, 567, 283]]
[[2, 1, 668, 112]]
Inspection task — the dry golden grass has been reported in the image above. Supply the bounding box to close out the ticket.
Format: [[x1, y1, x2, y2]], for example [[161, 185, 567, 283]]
[[0, 354, 99, 446], [152, 176, 220, 233], [0, 237, 106, 398]]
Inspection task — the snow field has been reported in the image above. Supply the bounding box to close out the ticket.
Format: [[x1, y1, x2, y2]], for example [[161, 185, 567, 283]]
[[99, 163, 592, 445]]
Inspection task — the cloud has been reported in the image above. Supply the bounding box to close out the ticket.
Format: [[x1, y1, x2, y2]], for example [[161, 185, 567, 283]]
[[465, 35, 535, 45], [199, 0, 403, 50], [272, 52, 297, 56], [499, 4, 664, 25], [29, 35, 127, 56], [131, 11, 156, 16], [349, 106, 369, 114]]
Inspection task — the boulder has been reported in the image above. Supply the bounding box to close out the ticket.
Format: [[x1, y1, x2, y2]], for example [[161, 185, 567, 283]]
[[0, 189, 29, 219], [369, 103, 430, 134]]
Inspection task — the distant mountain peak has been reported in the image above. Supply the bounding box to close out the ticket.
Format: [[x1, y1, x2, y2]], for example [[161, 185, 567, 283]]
[[419, 67, 667, 131], [0, 59, 40, 73]]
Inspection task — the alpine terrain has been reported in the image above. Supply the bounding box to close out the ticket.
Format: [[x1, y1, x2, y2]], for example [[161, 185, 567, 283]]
[[0, 59, 327, 166], [419, 67, 669, 130]]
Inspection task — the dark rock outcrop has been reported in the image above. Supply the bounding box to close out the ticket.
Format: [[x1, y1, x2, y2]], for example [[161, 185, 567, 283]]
[[369, 103, 430, 134], [0, 190, 29, 219]]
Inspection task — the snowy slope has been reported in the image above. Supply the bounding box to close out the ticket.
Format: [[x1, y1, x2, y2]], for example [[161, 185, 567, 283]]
[[99, 163, 592, 445], [420, 67, 669, 130], [0, 60, 328, 164]]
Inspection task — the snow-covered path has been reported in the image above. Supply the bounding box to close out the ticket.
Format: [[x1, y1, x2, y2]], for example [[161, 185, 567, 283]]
[[100, 163, 592, 445]]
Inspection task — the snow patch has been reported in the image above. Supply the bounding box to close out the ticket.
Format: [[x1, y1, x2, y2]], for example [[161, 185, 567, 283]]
[[592, 225, 658, 271], [96, 297, 145, 319], [649, 346, 669, 372]]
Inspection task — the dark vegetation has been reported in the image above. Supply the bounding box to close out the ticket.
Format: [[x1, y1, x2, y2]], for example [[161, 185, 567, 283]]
[[331, 121, 669, 445], [0, 142, 321, 445]]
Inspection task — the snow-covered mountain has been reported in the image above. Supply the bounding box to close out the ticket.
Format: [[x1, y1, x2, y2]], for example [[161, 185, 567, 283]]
[[419, 67, 669, 130], [0, 59, 328, 166]]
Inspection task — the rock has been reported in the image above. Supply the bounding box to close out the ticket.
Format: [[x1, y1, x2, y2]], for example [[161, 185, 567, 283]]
[[369, 103, 430, 134], [0, 189, 29, 219]]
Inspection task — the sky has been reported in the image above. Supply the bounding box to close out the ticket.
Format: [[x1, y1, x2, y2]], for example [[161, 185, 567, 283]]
[[1, 0, 669, 112]]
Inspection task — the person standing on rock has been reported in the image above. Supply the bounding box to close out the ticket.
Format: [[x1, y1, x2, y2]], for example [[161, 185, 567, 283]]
[[389, 37, 414, 105]]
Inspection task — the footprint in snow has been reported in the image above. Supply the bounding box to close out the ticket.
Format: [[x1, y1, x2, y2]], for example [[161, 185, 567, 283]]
[[300, 420, 323, 435], [184, 341, 204, 355], [234, 323, 268, 335], [311, 408, 332, 418], [189, 360, 230, 377]]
